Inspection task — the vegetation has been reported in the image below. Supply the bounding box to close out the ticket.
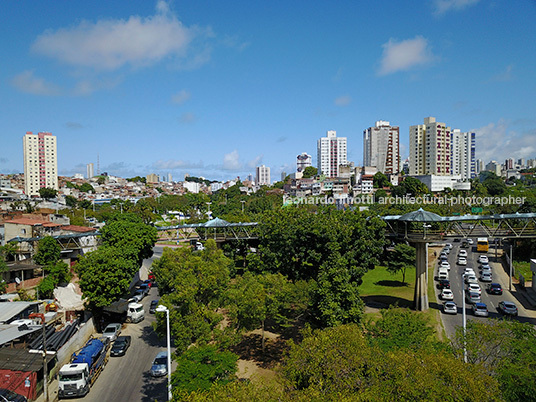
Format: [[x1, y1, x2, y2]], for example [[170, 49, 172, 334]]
[[38, 187, 58, 200], [34, 236, 71, 298], [301, 166, 317, 178], [386, 243, 415, 284]]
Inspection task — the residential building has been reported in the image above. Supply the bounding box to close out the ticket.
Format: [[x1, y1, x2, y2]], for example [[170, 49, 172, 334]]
[[413, 175, 470, 192], [256, 165, 271, 186], [146, 173, 159, 184], [485, 161, 501, 176], [505, 158, 514, 170], [476, 159, 484, 174], [23, 131, 58, 196], [86, 163, 94, 179], [317, 130, 347, 177], [450, 129, 476, 179], [363, 120, 400, 174], [409, 117, 451, 176], [296, 152, 312, 173], [183, 181, 200, 193]]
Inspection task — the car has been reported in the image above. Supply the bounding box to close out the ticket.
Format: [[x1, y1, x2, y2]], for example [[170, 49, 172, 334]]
[[487, 283, 503, 295], [440, 289, 454, 300], [439, 253, 448, 261], [443, 301, 457, 314], [458, 249, 468, 258], [437, 279, 451, 289], [102, 323, 122, 342], [133, 289, 145, 301], [143, 279, 153, 288], [473, 303, 489, 317], [445, 243, 453, 249], [149, 299, 160, 314], [151, 351, 168, 377], [139, 283, 150, 296], [442, 248, 450, 255], [0, 388, 27, 402], [467, 283, 481, 295], [480, 272, 493, 282], [440, 261, 451, 270], [465, 275, 478, 284], [111, 335, 131, 357], [461, 240, 469, 248], [498, 301, 518, 316], [480, 265, 492, 275], [466, 291, 481, 304], [478, 255, 489, 264], [457, 257, 467, 266], [463, 268, 476, 276], [454, 238, 461, 242], [467, 238, 474, 245]]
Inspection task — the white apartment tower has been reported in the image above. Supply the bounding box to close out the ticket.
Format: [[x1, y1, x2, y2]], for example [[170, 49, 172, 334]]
[[256, 165, 271, 185], [450, 129, 476, 179], [296, 152, 312, 173], [86, 163, 94, 179], [409, 117, 451, 176], [23, 131, 58, 196], [317, 130, 347, 177], [363, 120, 400, 174]]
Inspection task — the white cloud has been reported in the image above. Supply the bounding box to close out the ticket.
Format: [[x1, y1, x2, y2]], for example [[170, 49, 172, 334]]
[[491, 64, 514, 82], [335, 95, 352, 106], [11, 70, 60, 95], [31, 1, 209, 71], [433, 0, 480, 16], [152, 159, 204, 170], [474, 120, 536, 162], [171, 90, 191, 104], [378, 36, 434, 76], [222, 150, 242, 171], [180, 112, 196, 123], [247, 155, 263, 169]]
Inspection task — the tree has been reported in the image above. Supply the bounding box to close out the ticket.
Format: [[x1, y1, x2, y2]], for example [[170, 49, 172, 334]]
[[65, 195, 78, 208], [171, 345, 238, 393], [301, 166, 318, 178], [0, 245, 11, 294], [78, 182, 95, 193], [38, 187, 58, 200], [373, 172, 391, 188], [33, 236, 61, 266], [386, 243, 415, 284], [76, 246, 138, 311]]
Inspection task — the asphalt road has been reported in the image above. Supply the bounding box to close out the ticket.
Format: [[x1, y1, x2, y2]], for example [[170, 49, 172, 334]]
[[80, 248, 170, 402], [435, 240, 533, 339]]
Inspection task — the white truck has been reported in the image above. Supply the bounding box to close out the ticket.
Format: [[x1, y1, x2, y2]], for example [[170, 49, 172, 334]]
[[103, 299, 145, 323], [58, 337, 110, 398]]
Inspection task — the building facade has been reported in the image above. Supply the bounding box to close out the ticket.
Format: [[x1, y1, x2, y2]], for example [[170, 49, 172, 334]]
[[450, 129, 476, 179], [409, 117, 451, 176], [363, 120, 400, 175], [317, 130, 347, 177], [256, 165, 271, 185], [86, 163, 94, 179], [23, 131, 58, 196], [296, 152, 312, 173]]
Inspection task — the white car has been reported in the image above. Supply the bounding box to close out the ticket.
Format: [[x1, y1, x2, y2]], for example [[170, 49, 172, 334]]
[[478, 255, 489, 264], [445, 243, 453, 249], [473, 303, 489, 317], [468, 238, 474, 245], [467, 283, 481, 295], [458, 249, 468, 258], [440, 261, 451, 271], [465, 274, 478, 284], [463, 268, 476, 277], [480, 272, 493, 282], [441, 289, 454, 300], [457, 257, 467, 266], [443, 301, 457, 314]]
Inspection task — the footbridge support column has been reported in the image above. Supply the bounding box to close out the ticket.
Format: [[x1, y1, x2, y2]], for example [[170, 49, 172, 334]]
[[413, 242, 429, 311]]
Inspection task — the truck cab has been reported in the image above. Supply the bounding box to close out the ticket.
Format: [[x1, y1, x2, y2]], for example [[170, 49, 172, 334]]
[[127, 302, 145, 323], [58, 363, 90, 398]]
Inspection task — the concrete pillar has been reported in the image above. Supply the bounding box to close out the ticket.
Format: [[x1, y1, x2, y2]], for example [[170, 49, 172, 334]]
[[413, 242, 429, 311]]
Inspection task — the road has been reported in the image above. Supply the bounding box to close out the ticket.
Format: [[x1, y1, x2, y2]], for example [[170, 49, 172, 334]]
[[434, 240, 534, 339], [80, 247, 170, 402]]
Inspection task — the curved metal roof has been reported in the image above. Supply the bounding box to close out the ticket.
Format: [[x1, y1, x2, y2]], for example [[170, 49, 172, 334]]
[[398, 208, 443, 222]]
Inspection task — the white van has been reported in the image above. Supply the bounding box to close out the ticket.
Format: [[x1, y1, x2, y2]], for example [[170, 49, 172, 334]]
[[437, 267, 449, 281]]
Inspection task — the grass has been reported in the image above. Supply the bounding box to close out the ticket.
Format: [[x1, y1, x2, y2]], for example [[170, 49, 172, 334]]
[[514, 260, 533, 281]]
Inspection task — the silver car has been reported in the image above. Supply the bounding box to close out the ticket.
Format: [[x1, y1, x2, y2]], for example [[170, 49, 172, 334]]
[[466, 291, 481, 304], [102, 323, 122, 341]]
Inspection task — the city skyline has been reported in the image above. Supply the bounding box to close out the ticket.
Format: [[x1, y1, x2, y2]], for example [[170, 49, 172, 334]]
[[0, 1, 535, 180]]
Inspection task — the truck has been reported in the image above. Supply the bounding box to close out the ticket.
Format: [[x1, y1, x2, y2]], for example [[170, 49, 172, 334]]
[[103, 299, 145, 323], [58, 337, 110, 398]]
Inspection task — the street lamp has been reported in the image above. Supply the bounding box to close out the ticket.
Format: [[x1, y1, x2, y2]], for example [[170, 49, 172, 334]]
[[461, 273, 467, 363], [156, 305, 172, 401]]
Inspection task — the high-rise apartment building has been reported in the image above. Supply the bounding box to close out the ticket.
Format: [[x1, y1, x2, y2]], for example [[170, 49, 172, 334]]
[[86, 163, 94, 179], [363, 120, 400, 174], [23, 131, 58, 196], [450, 129, 476, 179], [256, 165, 270, 185], [409, 117, 451, 176], [317, 130, 347, 177], [296, 152, 312, 173]]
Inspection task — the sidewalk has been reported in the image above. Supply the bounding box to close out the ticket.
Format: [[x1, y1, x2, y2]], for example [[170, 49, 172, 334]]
[[35, 379, 59, 402]]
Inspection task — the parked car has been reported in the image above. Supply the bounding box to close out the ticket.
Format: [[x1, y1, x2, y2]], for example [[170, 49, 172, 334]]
[[102, 323, 122, 342], [443, 301, 457, 315], [139, 283, 150, 296], [132, 289, 145, 302], [111, 335, 131, 357], [440, 289, 454, 300], [473, 303, 489, 317], [457, 257, 467, 266], [498, 301, 518, 316], [437, 279, 451, 289], [458, 249, 468, 258], [440, 261, 451, 271], [0, 388, 28, 402], [466, 291, 481, 304], [151, 351, 168, 377], [487, 283, 503, 295], [445, 243, 453, 249], [480, 272, 493, 282], [468, 238, 474, 245], [478, 255, 489, 264], [467, 283, 481, 294], [149, 299, 160, 314]]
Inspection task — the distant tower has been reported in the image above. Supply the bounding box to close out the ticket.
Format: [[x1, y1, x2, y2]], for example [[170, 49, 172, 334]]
[[317, 130, 347, 177], [23, 131, 58, 196], [87, 163, 94, 179], [363, 120, 400, 174], [296, 152, 312, 173], [97, 154, 100, 176], [256, 165, 271, 185]]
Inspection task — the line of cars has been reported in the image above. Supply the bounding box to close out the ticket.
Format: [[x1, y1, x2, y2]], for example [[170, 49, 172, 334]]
[[437, 241, 518, 318]]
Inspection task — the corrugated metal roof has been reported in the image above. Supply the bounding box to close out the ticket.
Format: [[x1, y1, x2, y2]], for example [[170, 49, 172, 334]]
[[0, 302, 40, 324], [0, 324, 41, 346], [0, 348, 55, 372]]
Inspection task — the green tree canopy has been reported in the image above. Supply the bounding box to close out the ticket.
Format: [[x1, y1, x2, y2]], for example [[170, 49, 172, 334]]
[[38, 187, 58, 200], [386, 243, 415, 284], [373, 172, 391, 188], [34, 236, 61, 266], [301, 166, 318, 178]]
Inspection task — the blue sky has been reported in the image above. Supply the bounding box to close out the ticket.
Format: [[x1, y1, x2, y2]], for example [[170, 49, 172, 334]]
[[1, 0, 535, 181]]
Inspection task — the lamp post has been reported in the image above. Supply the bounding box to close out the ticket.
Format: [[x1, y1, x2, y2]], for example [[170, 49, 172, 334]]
[[509, 242, 513, 291], [461, 273, 467, 363], [156, 305, 172, 401]]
